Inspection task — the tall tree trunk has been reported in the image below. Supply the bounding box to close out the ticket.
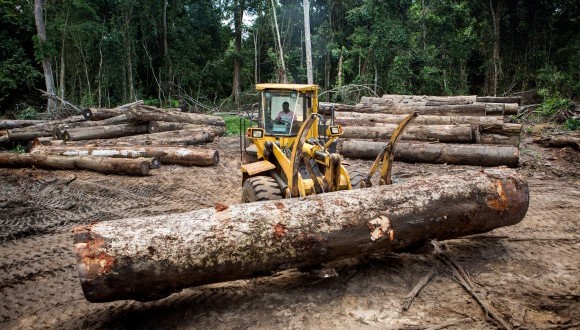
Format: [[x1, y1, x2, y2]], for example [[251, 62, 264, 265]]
[[303, 0, 313, 84], [33, 0, 57, 112], [124, 5, 135, 102], [163, 0, 172, 91], [232, 0, 244, 106], [270, 0, 287, 82], [336, 48, 343, 88], [490, 0, 502, 97]]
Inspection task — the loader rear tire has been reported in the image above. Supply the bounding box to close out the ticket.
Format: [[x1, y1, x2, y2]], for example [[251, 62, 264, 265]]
[[242, 176, 283, 203], [349, 170, 365, 189]]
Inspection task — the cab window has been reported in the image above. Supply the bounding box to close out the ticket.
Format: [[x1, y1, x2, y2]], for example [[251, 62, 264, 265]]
[[263, 91, 305, 136]]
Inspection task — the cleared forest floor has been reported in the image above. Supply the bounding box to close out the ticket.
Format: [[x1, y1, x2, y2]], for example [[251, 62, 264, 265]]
[[0, 132, 578, 330]]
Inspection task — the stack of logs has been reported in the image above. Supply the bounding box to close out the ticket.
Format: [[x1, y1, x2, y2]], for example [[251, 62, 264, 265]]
[[323, 94, 522, 167], [0, 103, 225, 176]]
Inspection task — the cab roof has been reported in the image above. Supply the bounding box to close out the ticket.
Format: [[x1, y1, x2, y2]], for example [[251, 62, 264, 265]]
[[255, 83, 318, 93]]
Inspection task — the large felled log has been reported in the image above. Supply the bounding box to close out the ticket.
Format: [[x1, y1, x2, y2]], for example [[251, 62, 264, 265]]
[[30, 145, 219, 166], [62, 124, 149, 141], [477, 134, 520, 146], [533, 135, 580, 150], [337, 140, 519, 167], [0, 120, 46, 129], [480, 103, 519, 116], [126, 105, 225, 127], [353, 103, 487, 116], [0, 153, 152, 175], [341, 124, 477, 143], [147, 121, 226, 136], [73, 168, 528, 302], [476, 96, 521, 105], [51, 129, 216, 147], [0, 127, 54, 142], [335, 112, 505, 130], [53, 114, 130, 139], [82, 108, 126, 121]]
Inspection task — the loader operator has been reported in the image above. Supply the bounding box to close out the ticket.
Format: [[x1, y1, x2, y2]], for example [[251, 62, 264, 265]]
[[275, 101, 297, 125]]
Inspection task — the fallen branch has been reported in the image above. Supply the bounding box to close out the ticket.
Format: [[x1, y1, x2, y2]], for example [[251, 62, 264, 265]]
[[402, 267, 435, 311]]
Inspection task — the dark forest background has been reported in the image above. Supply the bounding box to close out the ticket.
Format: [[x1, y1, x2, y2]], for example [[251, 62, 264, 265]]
[[1, 0, 578, 117]]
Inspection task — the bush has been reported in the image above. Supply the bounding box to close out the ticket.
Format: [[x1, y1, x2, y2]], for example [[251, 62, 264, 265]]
[[565, 118, 579, 131], [537, 88, 574, 117], [17, 106, 40, 119], [223, 115, 252, 136]]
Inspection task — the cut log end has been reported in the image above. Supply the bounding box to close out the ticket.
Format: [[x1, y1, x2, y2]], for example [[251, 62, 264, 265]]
[[82, 108, 93, 120]]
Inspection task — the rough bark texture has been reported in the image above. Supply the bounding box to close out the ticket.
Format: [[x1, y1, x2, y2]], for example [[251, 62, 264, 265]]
[[477, 134, 521, 146], [1, 128, 53, 142], [147, 121, 226, 136], [63, 124, 149, 141], [352, 104, 487, 116], [73, 168, 528, 302], [126, 105, 225, 127], [0, 120, 46, 129], [30, 145, 219, 167], [53, 129, 215, 147], [534, 135, 580, 150], [338, 140, 519, 167], [0, 153, 151, 175], [341, 124, 477, 143], [335, 113, 504, 131], [476, 96, 521, 104], [82, 108, 126, 121]]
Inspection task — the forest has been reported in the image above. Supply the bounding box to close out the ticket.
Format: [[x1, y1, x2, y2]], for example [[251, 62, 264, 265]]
[[0, 0, 578, 117]]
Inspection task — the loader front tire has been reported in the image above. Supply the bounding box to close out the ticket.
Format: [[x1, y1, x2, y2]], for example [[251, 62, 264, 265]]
[[349, 170, 365, 189], [242, 176, 283, 203]]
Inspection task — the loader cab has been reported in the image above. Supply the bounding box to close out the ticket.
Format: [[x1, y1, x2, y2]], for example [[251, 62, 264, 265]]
[[256, 83, 319, 138]]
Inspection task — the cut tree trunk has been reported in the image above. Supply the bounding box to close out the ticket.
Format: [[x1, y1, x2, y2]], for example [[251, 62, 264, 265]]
[[352, 104, 487, 116], [481, 103, 519, 115], [126, 105, 225, 127], [334, 113, 504, 131], [51, 129, 215, 147], [0, 120, 46, 129], [341, 124, 477, 143], [30, 145, 219, 167], [147, 121, 226, 136], [337, 140, 519, 167], [0, 152, 152, 175], [53, 114, 130, 139], [534, 135, 580, 150], [82, 108, 126, 121], [477, 134, 520, 147], [62, 124, 149, 141], [1, 127, 54, 142], [73, 168, 528, 302], [476, 96, 521, 104]]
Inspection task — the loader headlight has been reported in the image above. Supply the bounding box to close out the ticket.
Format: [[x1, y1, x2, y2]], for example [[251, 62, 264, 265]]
[[328, 126, 342, 136], [247, 128, 264, 139]]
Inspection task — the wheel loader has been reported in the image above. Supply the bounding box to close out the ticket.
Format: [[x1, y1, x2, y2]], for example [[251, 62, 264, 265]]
[[240, 83, 417, 202]]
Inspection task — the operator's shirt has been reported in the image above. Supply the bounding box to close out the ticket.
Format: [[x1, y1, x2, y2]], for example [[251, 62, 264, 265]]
[[275, 111, 297, 123]]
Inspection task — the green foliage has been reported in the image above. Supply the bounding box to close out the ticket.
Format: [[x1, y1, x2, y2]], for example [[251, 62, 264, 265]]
[[537, 88, 574, 117], [223, 115, 252, 136], [10, 145, 26, 154], [17, 106, 40, 120], [565, 118, 580, 131]]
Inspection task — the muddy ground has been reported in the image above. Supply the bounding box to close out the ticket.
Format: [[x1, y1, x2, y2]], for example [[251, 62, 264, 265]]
[[0, 133, 578, 330]]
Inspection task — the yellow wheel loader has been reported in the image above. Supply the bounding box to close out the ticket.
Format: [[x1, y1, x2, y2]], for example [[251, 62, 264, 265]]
[[240, 83, 417, 202]]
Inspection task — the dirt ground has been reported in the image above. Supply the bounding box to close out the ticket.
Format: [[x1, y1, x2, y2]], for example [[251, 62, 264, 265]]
[[0, 132, 578, 330]]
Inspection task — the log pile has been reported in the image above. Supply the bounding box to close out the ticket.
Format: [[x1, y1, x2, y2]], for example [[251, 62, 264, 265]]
[[322, 94, 523, 167], [0, 104, 225, 175]]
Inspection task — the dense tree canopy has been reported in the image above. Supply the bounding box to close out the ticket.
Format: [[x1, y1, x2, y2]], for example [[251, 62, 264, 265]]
[[0, 0, 577, 115]]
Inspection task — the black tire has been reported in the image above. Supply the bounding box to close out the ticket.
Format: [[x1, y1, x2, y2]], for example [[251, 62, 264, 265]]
[[349, 170, 366, 189], [241, 176, 283, 203]]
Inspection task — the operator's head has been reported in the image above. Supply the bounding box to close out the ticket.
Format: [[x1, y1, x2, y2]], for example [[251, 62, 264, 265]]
[[282, 102, 290, 113]]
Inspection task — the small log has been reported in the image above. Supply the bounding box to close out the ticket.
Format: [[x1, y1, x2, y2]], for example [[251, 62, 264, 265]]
[[337, 140, 519, 167], [3, 127, 54, 142], [147, 121, 226, 136], [126, 105, 225, 127], [30, 145, 219, 167], [82, 108, 126, 121], [480, 103, 518, 116], [0, 153, 151, 175], [476, 96, 521, 105], [341, 124, 477, 143], [62, 124, 149, 141], [0, 120, 46, 129], [73, 168, 529, 302], [534, 135, 580, 150]]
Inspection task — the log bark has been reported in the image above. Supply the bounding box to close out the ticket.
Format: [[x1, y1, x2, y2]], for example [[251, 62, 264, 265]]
[[352, 104, 487, 116], [534, 135, 580, 150], [53, 114, 130, 139], [63, 124, 149, 141], [0, 120, 47, 129], [126, 105, 225, 127], [341, 124, 477, 143], [147, 121, 226, 136], [50, 129, 215, 147], [481, 103, 518, 115], [477, 133, 520, 146], [476, 96, 521, 105], [73, 168, 528, 302], [0, 152, 152, 175], [335, 113, 504, 131], [1, 127, 54, 142], [30, 145, 219, 167], [82, 108, 126, 121], [337, 140, 519, 167]]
